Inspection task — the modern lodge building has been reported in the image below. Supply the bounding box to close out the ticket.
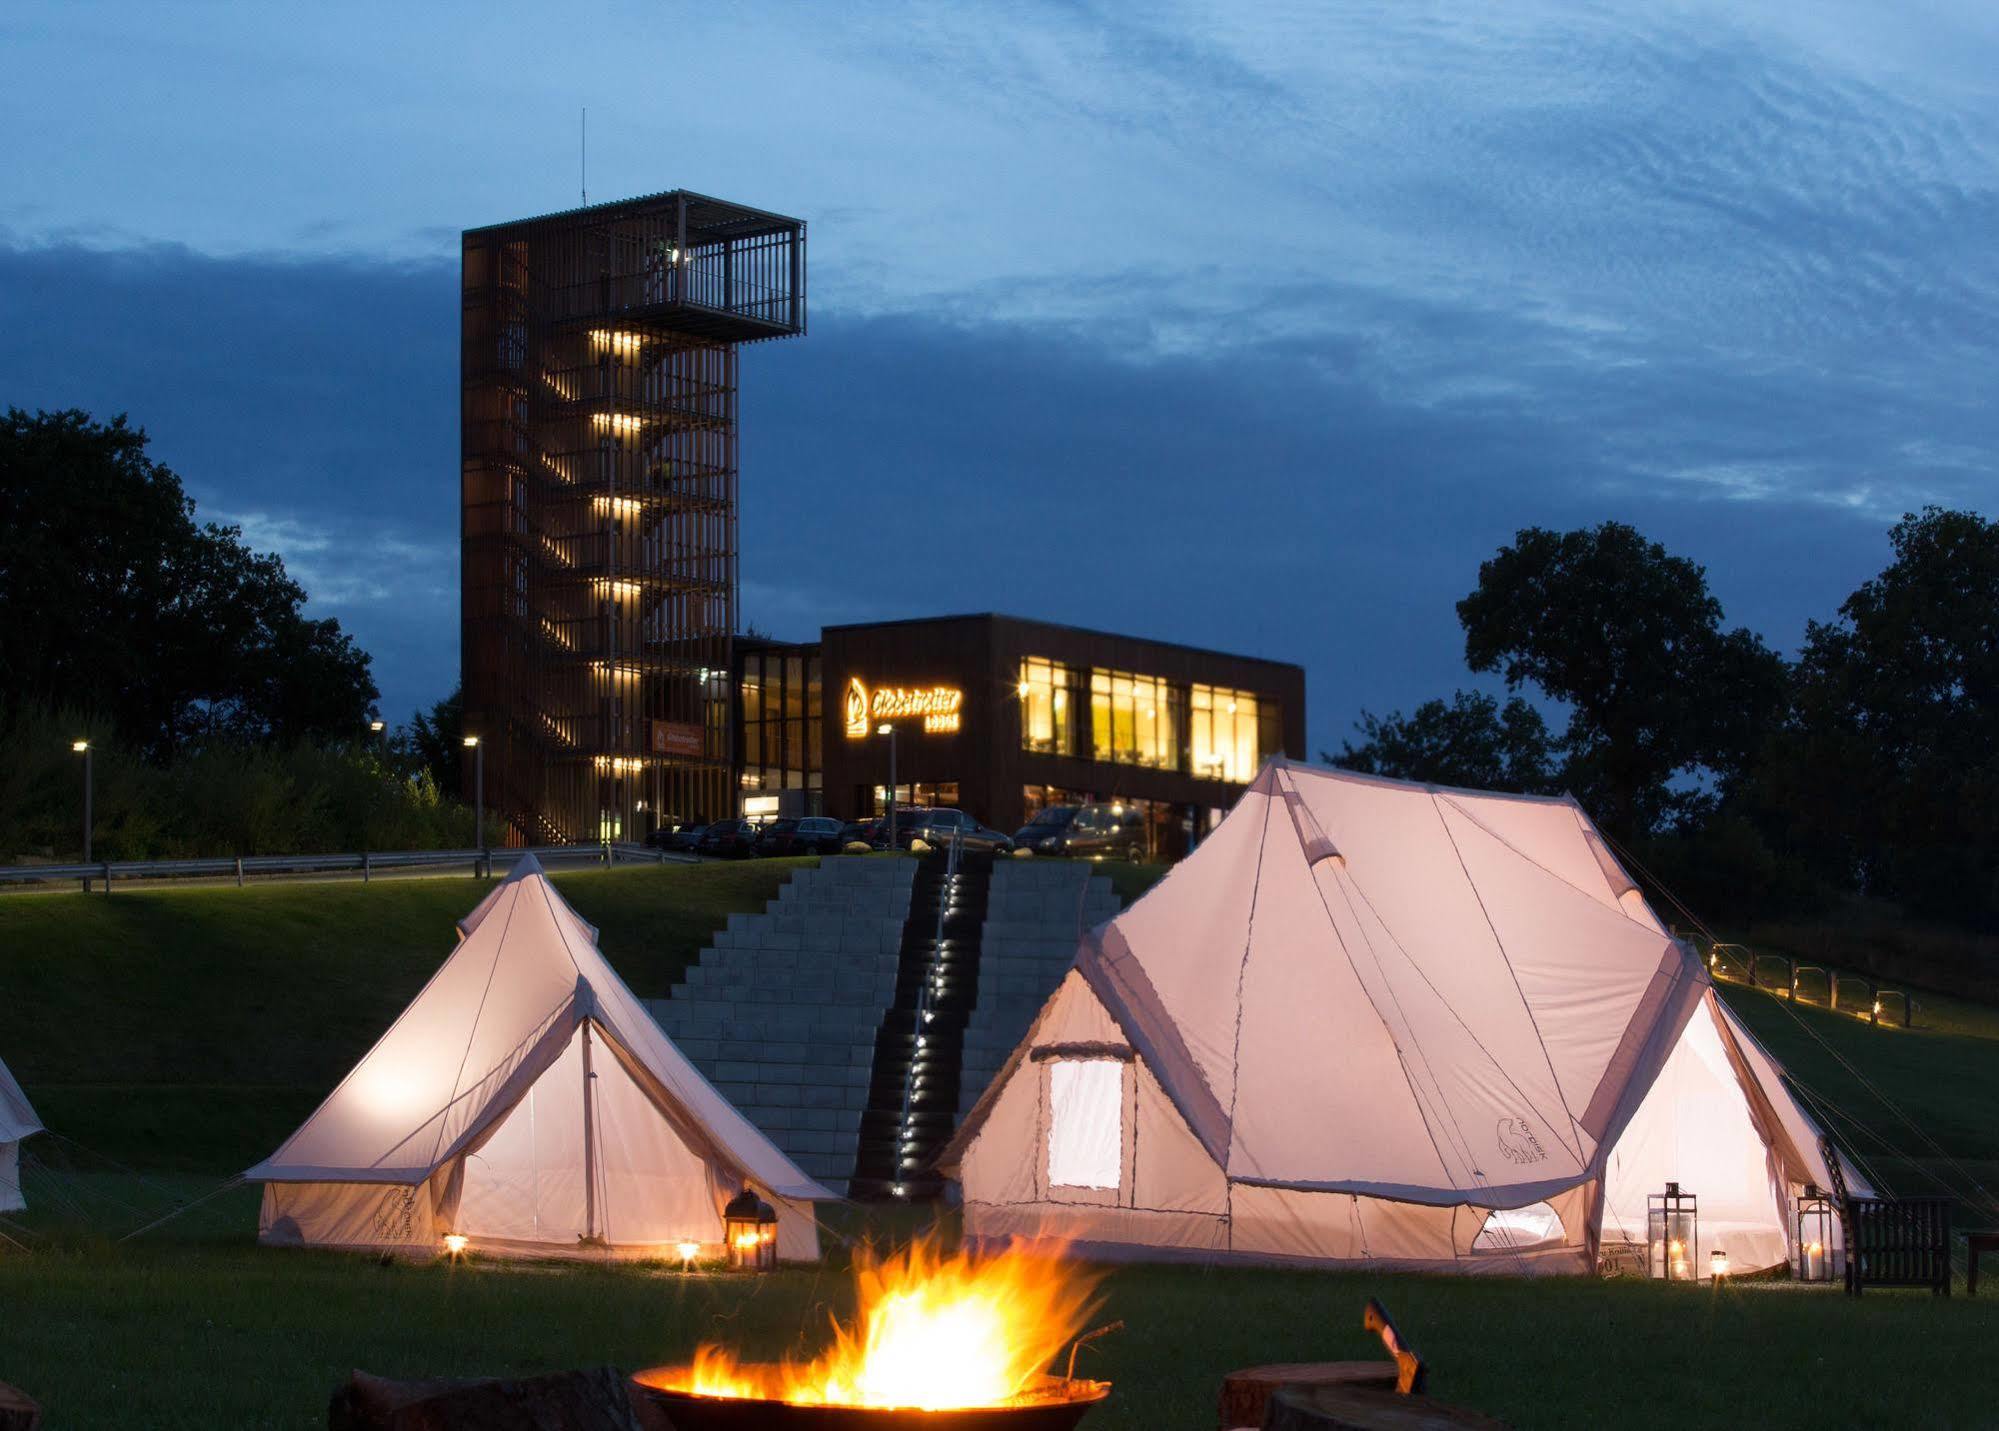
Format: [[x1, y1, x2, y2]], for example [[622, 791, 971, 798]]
[[460, 190, 1302, 853]]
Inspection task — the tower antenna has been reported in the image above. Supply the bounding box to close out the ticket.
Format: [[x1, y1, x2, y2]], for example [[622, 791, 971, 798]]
[[580, 108, 587, 206]]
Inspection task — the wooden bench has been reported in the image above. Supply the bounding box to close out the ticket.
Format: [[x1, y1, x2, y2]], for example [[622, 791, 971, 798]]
[[1843, 1197, 1953, 1296], [1821, 1136, 1952, 1297], [1967, 1232, 1999, 1296]]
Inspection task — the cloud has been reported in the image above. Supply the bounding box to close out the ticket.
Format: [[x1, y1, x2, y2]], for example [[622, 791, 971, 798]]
[[3, 0, 1997, 755]]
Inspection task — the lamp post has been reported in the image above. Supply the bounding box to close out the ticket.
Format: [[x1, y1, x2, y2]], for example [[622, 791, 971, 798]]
[[71, 740, 92, 888], [877, 722, 897, 850], [462, 735, 483, 871]]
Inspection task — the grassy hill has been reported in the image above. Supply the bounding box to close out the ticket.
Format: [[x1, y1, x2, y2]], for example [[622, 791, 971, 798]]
[[0, 860, 814, 1170], [5, 860, 1999, 1429]]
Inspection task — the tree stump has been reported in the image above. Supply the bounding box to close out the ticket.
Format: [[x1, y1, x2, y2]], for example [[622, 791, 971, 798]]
[[327, 1367, 670, 1431], [0, 1382, 41, 1431], [1218, 1362, 1398, 1429], [1262, 1383, 1508, 1430]]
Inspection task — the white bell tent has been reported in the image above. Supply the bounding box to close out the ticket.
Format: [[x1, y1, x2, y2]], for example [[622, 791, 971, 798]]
[[247, 856, 831, 1260], [1, 1051, 41, 1214], [943, 759, 1855, 1274]]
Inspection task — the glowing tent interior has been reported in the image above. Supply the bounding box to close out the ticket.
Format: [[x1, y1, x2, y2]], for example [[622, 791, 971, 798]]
[[246, 855, 830, 1259], [1, 1050, 40, 1214], [942, 759, 1857, 1273]]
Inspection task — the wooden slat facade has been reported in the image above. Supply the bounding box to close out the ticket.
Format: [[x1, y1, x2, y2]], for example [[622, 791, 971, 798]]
[[461, 191, 805, 842]]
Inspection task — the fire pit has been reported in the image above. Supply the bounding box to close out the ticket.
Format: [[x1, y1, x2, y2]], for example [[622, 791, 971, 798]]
[[630, 1372, 1109, 1431], [632, 1235, 1112, 1430]]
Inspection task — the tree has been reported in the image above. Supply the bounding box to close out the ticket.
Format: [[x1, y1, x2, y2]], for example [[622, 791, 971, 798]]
[[1456, 522, 1787, 837], [1331, 691, 1557, 794], [402, 682, 465, 795], [0, 408, 377, 756], [1774, 508, 1999, 924]]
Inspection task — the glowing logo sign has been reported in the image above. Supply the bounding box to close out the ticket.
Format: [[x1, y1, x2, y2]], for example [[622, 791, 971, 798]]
[[844, 677, 964, 737]]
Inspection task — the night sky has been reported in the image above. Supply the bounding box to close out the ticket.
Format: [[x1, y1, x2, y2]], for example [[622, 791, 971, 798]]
[[3, 3, 1995, 755]]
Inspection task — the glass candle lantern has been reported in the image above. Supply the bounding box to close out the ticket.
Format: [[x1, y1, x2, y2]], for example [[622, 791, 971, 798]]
[[724, 1189, 778, 1272], [1647, 1181, 1699, 1282], [1794, 1184, 1838, 1283]]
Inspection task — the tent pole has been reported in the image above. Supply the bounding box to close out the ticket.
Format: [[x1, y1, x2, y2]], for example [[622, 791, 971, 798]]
[[582, 1020, 599, 1242]]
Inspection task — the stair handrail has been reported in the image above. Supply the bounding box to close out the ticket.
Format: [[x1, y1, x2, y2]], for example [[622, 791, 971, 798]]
[[893, 826, 962, 1194]]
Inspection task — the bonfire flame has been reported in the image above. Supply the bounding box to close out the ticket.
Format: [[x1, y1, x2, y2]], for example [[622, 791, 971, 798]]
[[656, 1235, 1104, 1411]]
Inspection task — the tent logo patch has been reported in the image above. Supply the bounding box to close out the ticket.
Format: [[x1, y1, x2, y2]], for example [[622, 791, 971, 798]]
[[371, 1187, 418, 1242], [1495, 1116, 1547, 1166]]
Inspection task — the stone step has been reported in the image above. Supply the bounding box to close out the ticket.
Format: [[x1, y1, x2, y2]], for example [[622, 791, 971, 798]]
[[654, 1002, 879, 1026]]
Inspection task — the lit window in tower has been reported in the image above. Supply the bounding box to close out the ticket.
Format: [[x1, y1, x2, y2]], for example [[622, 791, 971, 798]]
[[588, 329, 645, 358]]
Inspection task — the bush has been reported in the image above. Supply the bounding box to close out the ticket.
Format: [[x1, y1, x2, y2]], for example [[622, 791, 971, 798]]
[[0, 703, 490, 862]]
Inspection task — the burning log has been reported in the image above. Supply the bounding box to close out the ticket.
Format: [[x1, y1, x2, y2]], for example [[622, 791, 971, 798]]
[[327, 1367, 666, 1431], [633, 1233, 1112, 1427]]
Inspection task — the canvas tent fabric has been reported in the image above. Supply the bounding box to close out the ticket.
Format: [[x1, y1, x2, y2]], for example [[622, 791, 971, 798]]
[[247, 856, 831, 1260], [1, 1051, 41, 1213], [943, 759, 1854, 1274], [457, 855, 599, 944]]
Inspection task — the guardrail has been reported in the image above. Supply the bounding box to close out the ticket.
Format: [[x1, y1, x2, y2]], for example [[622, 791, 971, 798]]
[[0, 842, 697, 894]]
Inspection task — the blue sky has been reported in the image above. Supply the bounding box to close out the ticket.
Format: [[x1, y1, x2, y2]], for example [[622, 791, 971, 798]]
[[2, 2, 1995, 753]]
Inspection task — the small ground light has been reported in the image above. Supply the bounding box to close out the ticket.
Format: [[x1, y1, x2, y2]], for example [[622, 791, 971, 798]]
[[443, 1233, 468, 1257], [1710, 1249, 1729, 1284], [677, 1240, 700, 1270]]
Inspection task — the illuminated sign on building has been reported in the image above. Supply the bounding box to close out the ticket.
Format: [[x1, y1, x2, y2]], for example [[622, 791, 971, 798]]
[[843, 677, 964, 737]]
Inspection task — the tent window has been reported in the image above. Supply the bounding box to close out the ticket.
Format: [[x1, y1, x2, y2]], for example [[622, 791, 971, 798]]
[[1047, 1060, 1121, 1191], [1472, 1201, 1564, 1251]]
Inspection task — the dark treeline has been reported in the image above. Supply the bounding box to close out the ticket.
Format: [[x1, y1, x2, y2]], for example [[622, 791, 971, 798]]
[[1333, 512, 1999, 935], [0, 408, 486, 859]]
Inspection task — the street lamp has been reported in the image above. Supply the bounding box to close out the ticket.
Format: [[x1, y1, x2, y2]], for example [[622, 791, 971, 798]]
[[71, 739, 92, 868], [462, 735, 483, 868], [877, 722, 897, 850]]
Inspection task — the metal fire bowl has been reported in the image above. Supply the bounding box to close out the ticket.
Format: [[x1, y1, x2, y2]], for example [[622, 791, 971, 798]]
[[630, 1370, 1110, 1431]]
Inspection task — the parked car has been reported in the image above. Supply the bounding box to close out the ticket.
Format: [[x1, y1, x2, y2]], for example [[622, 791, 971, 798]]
[[662, 821, 711, 853], [837, 820, 875, 849], [645, 817, 702, 851], [1012, 805, 1081, 855], [754, 816, 847, 856], [895, 807, 1014, 854], [695, 818, 760, 859], [1056, 802, 1149, 861], [859, 810, 928, 849]]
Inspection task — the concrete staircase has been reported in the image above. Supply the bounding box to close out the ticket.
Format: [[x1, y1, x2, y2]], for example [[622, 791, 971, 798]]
[[644, 857, 916, 1196], [955, 860, 1122, 1120]]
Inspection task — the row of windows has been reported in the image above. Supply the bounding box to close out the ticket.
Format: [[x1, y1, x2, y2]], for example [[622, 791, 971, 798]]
[[740, 649, 823, 792], [1018, 658, 1278, 782]]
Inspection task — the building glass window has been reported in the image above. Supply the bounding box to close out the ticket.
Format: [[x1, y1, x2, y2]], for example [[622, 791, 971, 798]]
[[737, 647, 825, 815], [871, 781, 960, 814], [1018, 657, 1075, 756], [1021, 784, 1093, 819], [1191, 685, 1264, 783], [1090, 669, 1180, 769]]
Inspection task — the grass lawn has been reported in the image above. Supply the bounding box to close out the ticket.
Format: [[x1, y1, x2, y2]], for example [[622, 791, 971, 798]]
[[3, 1187, 1996, 1430], [4, 859, 1999, 1427], [0, 860, 815, 1170]]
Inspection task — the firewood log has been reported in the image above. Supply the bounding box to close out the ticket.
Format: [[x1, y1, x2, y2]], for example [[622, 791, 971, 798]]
[[327, 1367, 670, 1431], [1218, 1361, 1398, 1428], [1261, 1382, 1509, 1430], [0, 1381, 41, 1431]]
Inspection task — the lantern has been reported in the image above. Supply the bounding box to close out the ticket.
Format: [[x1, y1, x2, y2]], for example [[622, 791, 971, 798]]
[[724, 1189, 778, 1272], [1794, 1184, 1839, 1283], [1647, 1182, 1699, 1282], [1710, 1248, 1729, 1284]]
